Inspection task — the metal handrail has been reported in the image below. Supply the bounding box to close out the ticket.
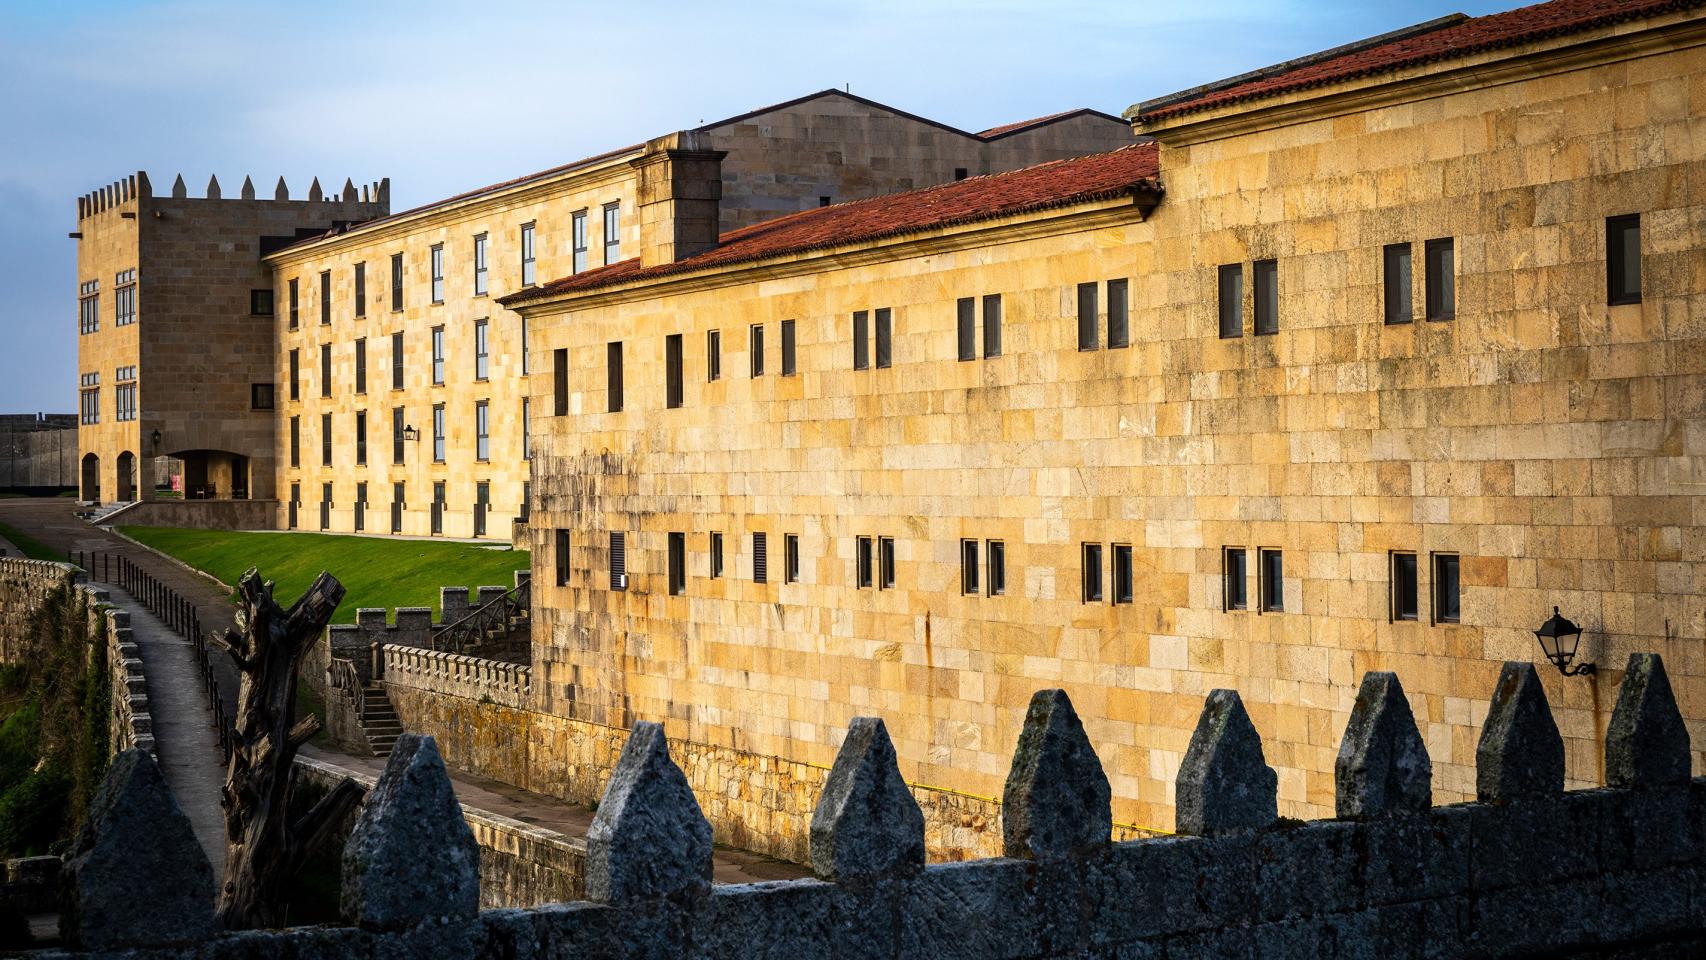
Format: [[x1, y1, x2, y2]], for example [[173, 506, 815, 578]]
[[429, 578, 530, 655], [328, 656, 366, 717]]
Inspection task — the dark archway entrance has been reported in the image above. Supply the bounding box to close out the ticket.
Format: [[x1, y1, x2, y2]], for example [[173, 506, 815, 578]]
[[116, 451, 136, 501], [80, 452, 100, 503], [170, 449, 251, 500]]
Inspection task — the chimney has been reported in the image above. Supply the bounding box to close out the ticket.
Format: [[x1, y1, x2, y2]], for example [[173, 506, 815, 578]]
[[629, 131, 726, 268]]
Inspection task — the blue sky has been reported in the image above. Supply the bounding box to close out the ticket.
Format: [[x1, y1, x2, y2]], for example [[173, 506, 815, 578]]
[[0, 0, 1508, 411]]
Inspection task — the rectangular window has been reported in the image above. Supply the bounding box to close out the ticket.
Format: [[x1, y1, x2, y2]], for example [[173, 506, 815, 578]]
[[321, 413, 332, 467], [114, 270, 136, 326], [668, 532, 687, 596], [1224, 547, 1248, 610], [1606, 214, 1641, 306], [982, 295, 1002, 359], [521, 222, 536, 286], [553, 348, 569, 416], [355, 410, 367, 465], [1424, 238, 1454, 321], [251, 383, 274, 411], [355, 338, 367, 394], [961, 539, 980, 595], [1252, 259, 1278, 336], [610, 531, 629, 588], [354, 262, 366, 317], [780, 320, 797, 376], [289, 277, 299, 328], [114, 367, 137, 422], [1218, 264, 1243, 338], [473, 233, 489, 296], [431, 482, 445, 535], [710, 531, 724, 579], [875, 308, 892, 369], [289, 483, 299, 529], [474, 481, 490, 537], [320, 343, 332, 397], [852, 311, 869, 370], [432, 404, 445, 462], [321, 483, 332, 531], [77, 280, 99, 334], [555, 529, 571, 586], [320, 270, 331, 325], [1391, 552, 1418, 621], [474, 319, 489, 380], [391, 253, 403, 311], [354, 482, 366, 533], [1112, 544, 1133, 604], [1433, 554, 1461, 624], [392, 482, 405, 533], [603, 203, 621, 264], [572, 210, 588, 273], [289, 349, 300, 401], [521, 316, 530, 376], [431, 326, 445, 385], [607, 342, 624, 412], [1077, 281, 1098, 350], [879, 536, 895, 589], [248, 287, 273, 317], [522, 396, 530, 459], [392, 407, 405, 464], [957, 298, 976, 362], [391, 332, 404, 389], [1383, 243, 1413, 324], [475, 400, 490, 461], [753, 532, 768, 584], [1259, 548, 1284, 613], [1107, 279, 1129, 349], [986, 540, 1005, 597], [707, 330, 721, 381], [785, 534, 800, 584], [430, 244, 444, 304], [1082, 543, 1103, 603], [79, 385, 99, 424], [666, 334, 684, 409], [856, 536, 873, 589], [750, 324, 765, 377], [522, 479, 532, 523]]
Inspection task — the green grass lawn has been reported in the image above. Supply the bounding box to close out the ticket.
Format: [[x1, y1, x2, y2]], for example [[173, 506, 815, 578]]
[[118, 527, 529, 621], [0, 522, 60, 562]]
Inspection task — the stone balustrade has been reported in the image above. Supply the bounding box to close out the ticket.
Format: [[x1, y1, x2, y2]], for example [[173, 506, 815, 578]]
[[379, 643, 531, 710]]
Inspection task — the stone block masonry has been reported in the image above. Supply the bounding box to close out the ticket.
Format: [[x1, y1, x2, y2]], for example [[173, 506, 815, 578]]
[[42, 654, 1706, 958]]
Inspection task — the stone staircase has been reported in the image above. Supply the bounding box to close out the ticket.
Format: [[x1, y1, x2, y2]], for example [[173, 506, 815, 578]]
[[85, 500, 137, 525], [356, 684, 402, 757]]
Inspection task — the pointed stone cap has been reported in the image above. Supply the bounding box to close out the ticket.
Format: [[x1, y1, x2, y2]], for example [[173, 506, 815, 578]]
[[205, 174, 221, 200], [587, 721, 712, 905], [240, 175, 255, 200], [1476, 661, 1564, 803], [274, 176, 289, 201], [136, 170, 152, 198], [1176, 689, 1277, 836], [1606, 653, 1691, 788], [1336, 672, 1431, 818], [342, 177, 358, 202], [341, 733, 478, 930], [170, 174, 187, 199], [308, 177, 323, 202], [810, 717, 924, 881], [1002, 689, 1111, 860], [60, 748, 215, 949]]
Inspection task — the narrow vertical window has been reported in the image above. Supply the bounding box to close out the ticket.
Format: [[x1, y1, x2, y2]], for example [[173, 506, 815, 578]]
[[391, 482, 405, 533], [392, 407, 405, 464], [878, 536, 895, 589], [709, 532, 724, 579], [607, 341, 624, 413], [1112, 544, 1133, 604], [473, 233, 489, 296], [956, 298, 976, 362], [354, 482, 366, 532], [1082, 543, 1103, 603], [874, 307, 892, 369], [355, 338, 367, 394], [475, 400, 489, 461], [431, 404, 445, 462], [320, 343, 332, 397], [982, 295, 1001, 358], [431, 326, 445, 385], [1392, 552, 1418, 621], [752, 532, 768, 584], [320, 413, 332, 466], [430, 244, 444, 303], [555, 529, 571, 586], [355, 410, 367, 465], [1252, 259, 1278, 335], [391, 331, 404, 389], [1077, 281, 1098, 350], [1224, 547, 1247, 610], [289, 349, 300, 401], [1606, 214, 1641, 305], [1107, 279, 1129, 349], [986, 540, 1005, 597], [961, 539, 980, 595], [750, 324, 765, 377], [1217, 264, 1243, 338], [665, 334, 684, 409], [572, 210, 588, 273], [852, 311, 869, 370], [602, 202, 621, 264], [354, 262, 366, 317], [707, 330, 721, 381], [553, 348, 569, 415], [1383, 243, 1413, 324], [522, 396, 530, 459], [289, 483, 299, 529], [1424, 238, 1454, 321], [289, 278, 299, 328], [520, 222, 536, 287], [785, 534, 801, 584], [474, 482, 489, 537], [521, 316, 530, 376], [1433, 553, 1461, 624], [780, 319, 797, 376], [289, 416, 300, 467], [319, 270, 331, 324], [610, 532, 627, 590], [474, 319, 489, 380], [321, 482, 332, 530], [391, 252, 403, 311], [856, 536, 873, 589], [1259, 548, 1284, 613], [668, 532, 687, 596]]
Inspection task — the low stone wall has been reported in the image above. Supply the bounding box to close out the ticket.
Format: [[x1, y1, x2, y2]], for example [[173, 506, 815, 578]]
[[102, 607, 154, 756], [294, 754, 583, 908], [101, 499, 279, 530], [380, 645, 530, 710], [0, 557, 76, 662]]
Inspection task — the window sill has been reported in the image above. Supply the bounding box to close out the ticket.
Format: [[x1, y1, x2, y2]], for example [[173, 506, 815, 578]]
[[1426, 314, 1455, 322], [1608, 296, 1642, 307]]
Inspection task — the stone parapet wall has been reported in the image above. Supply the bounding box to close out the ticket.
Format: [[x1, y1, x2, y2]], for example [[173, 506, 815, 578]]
[[0, 557, 76, 663], [102, 607, 154, 756], [380, 644, 531, 710], [102, 499, 279, 530]]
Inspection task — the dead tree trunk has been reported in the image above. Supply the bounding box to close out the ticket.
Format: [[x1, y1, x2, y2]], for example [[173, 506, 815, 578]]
[[212, 568, 363, 930]]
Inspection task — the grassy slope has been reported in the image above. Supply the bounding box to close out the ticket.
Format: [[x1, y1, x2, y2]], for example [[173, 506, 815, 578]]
[[118, 527, 529, 620], [0, 522, 60, 561]]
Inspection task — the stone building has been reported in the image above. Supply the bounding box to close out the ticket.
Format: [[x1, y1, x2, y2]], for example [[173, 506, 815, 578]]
[[498, 0, 1706, 836], [0, 413, 76, 492]]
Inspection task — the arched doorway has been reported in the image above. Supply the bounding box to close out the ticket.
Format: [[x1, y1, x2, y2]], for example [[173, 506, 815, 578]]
[[80, 453, 100, 503], [116, 451, 136, 501]]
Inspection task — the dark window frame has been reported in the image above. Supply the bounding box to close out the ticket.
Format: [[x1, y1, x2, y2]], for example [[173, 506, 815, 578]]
[[982, 295, 1002, 358], [607, 341, 624, 413], [750, 324, 765, 377], [1424, 238, 1455, 321], [1606, 214, 1641, 306], [473, 232, 489, 297], [753, 532, 768, 584], [354, 261, 366, 317], [391, 253, 404, 312], [555, 529, 571, 586], [785, 533, 800, 584], [430, 243, 445, 304], [1433, 553, 1461, 624], [960, 539, 979, 596], [1383, 243, 1413, 324], [320, 343, 332, 398], [1107, 279, 1129, 349], [610, 532, 627, 590], [856, 536, 873, 589], [874, 307, 892, 369], [319, 270, 331, 325], [668, 532, 687, 596], [780, 319, 797, 376], [1224, 546, 1248, 611], [391, 331, 404, 389], [986, 540, 1005, 597], [1112, 543, 1133, 605], [521, 221, 537, 287], [1077, 281, 1098, 351], [665, 333, 684, 409], [553, 348, 569, 416], [1217, 264, 1243, 339], [707, 330, 721, 382], [1259, 548, 1284, 613], [251, 383, 274, 411], [250, 288, 274, 316], [1252, 259, 1278, 336], [956, 297, 976, 362], [878, 536, 895, 589], [1391, 551, 1419, 622], [709, 531, 724, 579], [1082, 543, 1103, 603], [852, 310, 869, 370]]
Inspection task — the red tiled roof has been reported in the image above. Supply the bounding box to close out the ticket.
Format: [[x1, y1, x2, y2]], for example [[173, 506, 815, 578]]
[[1139, 0, 1704, 121], [977, 108, 1125, 139], [501, 143, 1162, 305]]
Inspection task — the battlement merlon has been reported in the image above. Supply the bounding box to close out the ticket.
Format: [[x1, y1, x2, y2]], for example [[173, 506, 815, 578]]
[[75, 171, 390, 224]]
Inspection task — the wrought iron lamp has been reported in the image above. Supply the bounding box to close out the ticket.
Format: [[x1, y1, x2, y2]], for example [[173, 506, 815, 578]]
[[402, 424, 420, 442], [1533, 606, 1594, 677]]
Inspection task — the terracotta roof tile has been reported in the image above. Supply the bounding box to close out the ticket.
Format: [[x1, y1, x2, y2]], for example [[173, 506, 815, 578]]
[[1139, 0, 1704, 121], [502, 143, 1162, 305]]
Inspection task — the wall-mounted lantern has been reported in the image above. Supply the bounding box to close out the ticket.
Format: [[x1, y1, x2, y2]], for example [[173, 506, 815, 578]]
[[1533, 606, 1594, 677], [402, 425, 420, 442], [150, 429, 161, 452]]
